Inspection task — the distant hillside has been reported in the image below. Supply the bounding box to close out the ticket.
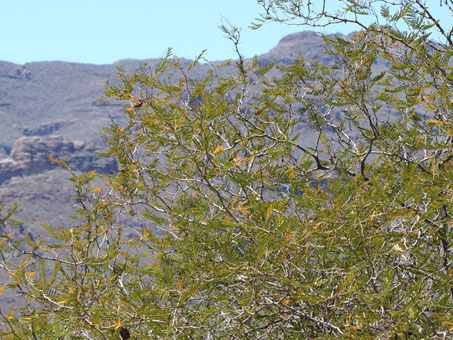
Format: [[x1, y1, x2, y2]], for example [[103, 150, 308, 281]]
[[261, 31, 334, 64], [0, 30, 349, 237]]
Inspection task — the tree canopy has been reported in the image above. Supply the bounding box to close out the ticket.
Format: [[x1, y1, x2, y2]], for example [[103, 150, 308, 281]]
[[0, 0, 452, 339]]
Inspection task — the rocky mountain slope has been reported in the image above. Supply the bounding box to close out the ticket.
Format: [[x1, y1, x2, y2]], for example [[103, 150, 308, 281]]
[[0, 136, 116, 184], [0, 31, 340, 235]]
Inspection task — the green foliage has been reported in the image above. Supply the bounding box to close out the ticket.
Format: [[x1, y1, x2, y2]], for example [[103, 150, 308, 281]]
[[0, 1, 452, 339]]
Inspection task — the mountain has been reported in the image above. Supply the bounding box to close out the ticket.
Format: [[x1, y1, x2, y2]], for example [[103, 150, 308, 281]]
[[0, 31, 345, 238]]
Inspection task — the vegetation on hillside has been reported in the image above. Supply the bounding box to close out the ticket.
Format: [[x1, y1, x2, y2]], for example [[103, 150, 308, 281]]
[[0, 0, 452, 338]]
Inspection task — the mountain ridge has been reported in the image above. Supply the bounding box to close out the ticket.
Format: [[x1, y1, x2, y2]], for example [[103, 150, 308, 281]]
[[0, 30, 346, 236]]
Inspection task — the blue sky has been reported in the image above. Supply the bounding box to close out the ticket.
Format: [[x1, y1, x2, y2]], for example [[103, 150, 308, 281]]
[[1, 0, 450, 65]]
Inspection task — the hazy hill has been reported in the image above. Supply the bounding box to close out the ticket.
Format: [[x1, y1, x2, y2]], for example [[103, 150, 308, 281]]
[[0, 31, 343, 238]]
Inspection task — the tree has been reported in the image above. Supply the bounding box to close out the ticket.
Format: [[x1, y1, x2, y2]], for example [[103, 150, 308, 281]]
[[0, 0, 451, 338]]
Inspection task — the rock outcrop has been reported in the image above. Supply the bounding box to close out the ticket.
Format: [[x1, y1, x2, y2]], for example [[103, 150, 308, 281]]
[[260, 31, 342, 65], [21, 121, 74, 136], [0, 135, 116, 184], [0, 61, 31, 80]]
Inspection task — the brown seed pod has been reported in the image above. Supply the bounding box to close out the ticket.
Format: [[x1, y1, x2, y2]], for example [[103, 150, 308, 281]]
[[119, 327, 131, 340]]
